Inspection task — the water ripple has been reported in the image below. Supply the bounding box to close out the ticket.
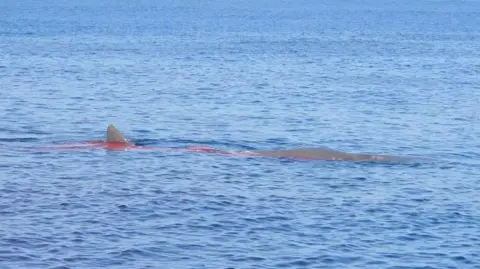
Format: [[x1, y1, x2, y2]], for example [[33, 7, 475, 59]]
[[1, 0, 480, 268]]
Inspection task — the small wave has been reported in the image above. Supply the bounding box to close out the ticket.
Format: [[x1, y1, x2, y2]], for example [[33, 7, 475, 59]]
[[0, 31, 34, 36], [0, 137, 39, 143], [0, 254, 32, 262]]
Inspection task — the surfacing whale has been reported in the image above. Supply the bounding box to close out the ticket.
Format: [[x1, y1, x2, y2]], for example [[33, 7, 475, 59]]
[[252, 147, 413, 162], [102, 124, 416, 162], [28, 124, 421, 162]]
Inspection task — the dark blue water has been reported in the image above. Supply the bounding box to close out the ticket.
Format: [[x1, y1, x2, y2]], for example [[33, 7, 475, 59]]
[[1, 0, 480, 268]]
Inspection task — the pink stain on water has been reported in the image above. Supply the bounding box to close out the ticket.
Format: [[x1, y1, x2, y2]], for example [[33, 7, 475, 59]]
[[25, 141, 260, 158]]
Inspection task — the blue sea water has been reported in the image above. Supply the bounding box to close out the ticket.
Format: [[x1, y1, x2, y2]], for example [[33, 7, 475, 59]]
[[1, 0, 480, 268]]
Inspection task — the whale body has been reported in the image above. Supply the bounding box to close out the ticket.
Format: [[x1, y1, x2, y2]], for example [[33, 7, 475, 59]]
[[103, 124, 417, 162]]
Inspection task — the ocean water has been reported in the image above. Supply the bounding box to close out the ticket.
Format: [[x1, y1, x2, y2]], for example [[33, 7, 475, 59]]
[[1, 0, 480, 268]]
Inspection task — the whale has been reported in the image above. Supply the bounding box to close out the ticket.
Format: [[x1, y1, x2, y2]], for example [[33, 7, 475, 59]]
[[101, 124, 417, 162], [27, 124, 421, 162], [251, 147, 414, 162]]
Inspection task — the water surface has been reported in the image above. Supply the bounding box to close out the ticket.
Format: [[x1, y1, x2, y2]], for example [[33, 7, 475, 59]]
[[1, 0, 480, 268]]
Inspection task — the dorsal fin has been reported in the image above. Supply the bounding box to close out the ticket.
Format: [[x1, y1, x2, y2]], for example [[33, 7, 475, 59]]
[[106, 124, 129, 143]]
